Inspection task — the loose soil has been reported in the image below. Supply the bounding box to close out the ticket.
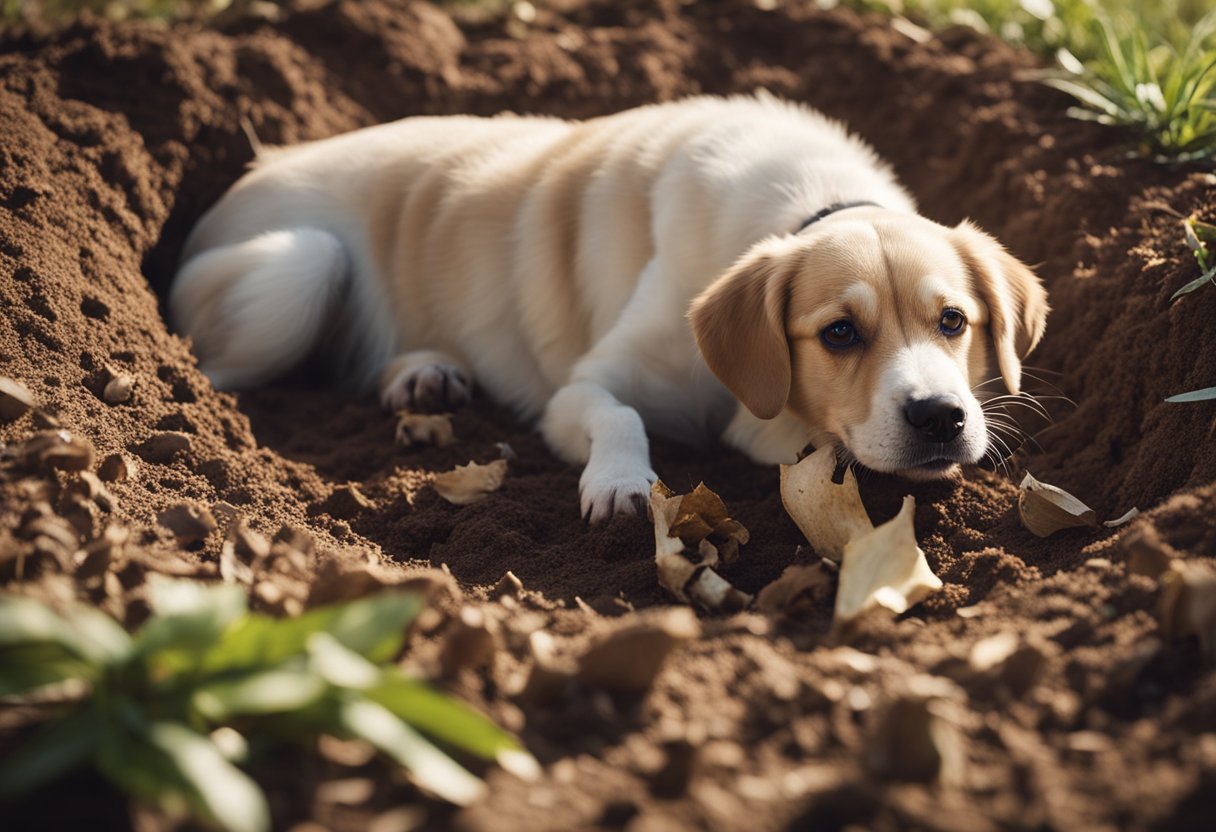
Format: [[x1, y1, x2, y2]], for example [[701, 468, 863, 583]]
[[3, 1, 1216, 830]]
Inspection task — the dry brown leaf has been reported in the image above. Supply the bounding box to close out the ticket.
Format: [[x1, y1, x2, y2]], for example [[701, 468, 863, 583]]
[[1017, 472, 1099, 536], [396, 412, 455, 448], [1158, 561, 1216, 663], [433, 459, 507, 505], [650, 481, 752, 612], [755, 562, 835, 615], [1103, 507, 1140, 528], [779, 445, 871, 561], [669, 483, 749, 564], [835, 496, 942, 624]]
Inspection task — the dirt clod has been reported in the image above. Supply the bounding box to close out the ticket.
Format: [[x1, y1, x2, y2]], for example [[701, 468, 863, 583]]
[[157, 503, 218, 547], [0, 377, 36, 423]]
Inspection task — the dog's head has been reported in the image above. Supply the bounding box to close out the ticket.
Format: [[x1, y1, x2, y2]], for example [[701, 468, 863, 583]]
[[689, 208, 1048, 478]]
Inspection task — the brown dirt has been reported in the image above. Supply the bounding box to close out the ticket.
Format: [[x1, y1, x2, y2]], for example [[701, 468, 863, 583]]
[[3, 1, 1216, 830]]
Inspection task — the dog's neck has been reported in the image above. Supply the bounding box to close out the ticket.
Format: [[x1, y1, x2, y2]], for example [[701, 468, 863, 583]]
[[795, 200, 882, 234]]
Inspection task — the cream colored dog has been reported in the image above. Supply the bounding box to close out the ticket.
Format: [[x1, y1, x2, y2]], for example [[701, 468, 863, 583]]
[[171, 95, 1047, 521]]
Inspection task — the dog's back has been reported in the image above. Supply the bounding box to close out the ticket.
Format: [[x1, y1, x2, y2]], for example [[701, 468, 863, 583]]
[[170, 96, 910, 417]]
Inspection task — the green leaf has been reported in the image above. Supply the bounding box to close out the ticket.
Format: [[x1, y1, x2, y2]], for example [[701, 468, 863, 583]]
[[321, 592, 424, 663], [191, 661, 328, 722], [367, 673, 525, 762], [0, 708, 103, 799], [133, 580, 247, 670], [145, 722, 270, 832], [0, 643, 92, 698], [307, 632, 381, 690], [338, 697, 485, 806], [1166, 386, 1216, 403], [1169, 264, 1216, 301], [0, 594, 131, 665], [200, 592, 422, 674]]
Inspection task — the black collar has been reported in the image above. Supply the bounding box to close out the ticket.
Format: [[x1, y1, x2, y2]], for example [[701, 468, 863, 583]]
[[796, 200, 882, 233]]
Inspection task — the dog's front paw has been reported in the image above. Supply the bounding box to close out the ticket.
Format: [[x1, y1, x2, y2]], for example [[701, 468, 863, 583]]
[[579, 463, 657, 524], [382, 363, 472, 413]]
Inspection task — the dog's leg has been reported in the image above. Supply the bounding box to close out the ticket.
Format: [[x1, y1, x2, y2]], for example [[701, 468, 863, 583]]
[[170, 228, 347, 389], [379, 350, 473, 413], [541, 380, 656, 522]]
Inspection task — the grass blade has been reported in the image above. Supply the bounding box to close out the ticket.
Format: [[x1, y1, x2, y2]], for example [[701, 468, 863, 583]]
[[1166, 387, 1216, 403], [368, 673, 527, 763], [338, 697, 486, 806], [146, 722, 271, 832], [191, 662, 328, 721], [1169, 264, 1216, 301]]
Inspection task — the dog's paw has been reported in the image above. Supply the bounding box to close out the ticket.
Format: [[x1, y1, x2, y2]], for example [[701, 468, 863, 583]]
[[579, 463, 657, 524], [382, 363, 472, 413]]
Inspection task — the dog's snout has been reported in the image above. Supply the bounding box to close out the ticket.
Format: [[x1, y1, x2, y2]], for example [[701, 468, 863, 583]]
[[904, 395, 966, 443]]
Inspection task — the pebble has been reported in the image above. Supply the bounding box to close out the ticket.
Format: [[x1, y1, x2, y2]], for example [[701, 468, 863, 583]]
[[157, 502, 218, 546], [0, 377, 36, 422]]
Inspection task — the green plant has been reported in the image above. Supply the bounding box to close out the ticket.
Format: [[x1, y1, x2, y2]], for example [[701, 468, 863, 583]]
[[1043, 12, 1216, 161], [1166, 214, 1216, 402], [0, 580, 534, 831], [843, 1, 1216, 161]]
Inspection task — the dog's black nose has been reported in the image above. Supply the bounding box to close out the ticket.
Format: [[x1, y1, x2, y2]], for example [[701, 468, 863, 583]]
[[905, 395, 966, 443]]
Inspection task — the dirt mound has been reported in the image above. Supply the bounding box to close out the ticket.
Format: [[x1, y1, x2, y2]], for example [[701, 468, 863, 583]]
[[3, 1, 1216, 829]]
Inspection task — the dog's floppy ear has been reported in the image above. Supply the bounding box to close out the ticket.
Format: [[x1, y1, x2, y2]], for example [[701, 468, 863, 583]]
[[689, 241, 796, 420], [952, 221, 1049, 395]]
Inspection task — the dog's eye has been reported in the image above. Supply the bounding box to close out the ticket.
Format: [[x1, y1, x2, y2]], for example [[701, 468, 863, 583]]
[[821, 320, 860, 349], [939, 309, 966, 336]]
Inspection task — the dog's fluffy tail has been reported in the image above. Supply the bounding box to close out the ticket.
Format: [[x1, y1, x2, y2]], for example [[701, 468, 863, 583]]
[[169, 228, 348, 390]]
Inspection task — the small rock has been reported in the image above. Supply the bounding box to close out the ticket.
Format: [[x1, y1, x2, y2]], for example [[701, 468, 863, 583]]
[[75, 525, 128, 580], [97, 453, 137, 483], [232, 522, 270, 562], [864, 690, 964, 784], [102, 373, 135, 405], [1123, 525, 1176, 580], [273, 525, 316, 558], [18, 430, 94, 472], [518, 631, 577, 704], [157, 503, 218, 546], [219, 538, 254, 586], [1159, 561, 1216, 662], [650, 736, 701, 798], [439, 606, 499, 677], [492, 570, 524, 599], [0, 377, 36, 422], [67, 471, 115, 512], [576, 608, 700, 695], [308, 560, 397, 606], [133, 431, 192, 463], [319, 483, 375, 519]]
